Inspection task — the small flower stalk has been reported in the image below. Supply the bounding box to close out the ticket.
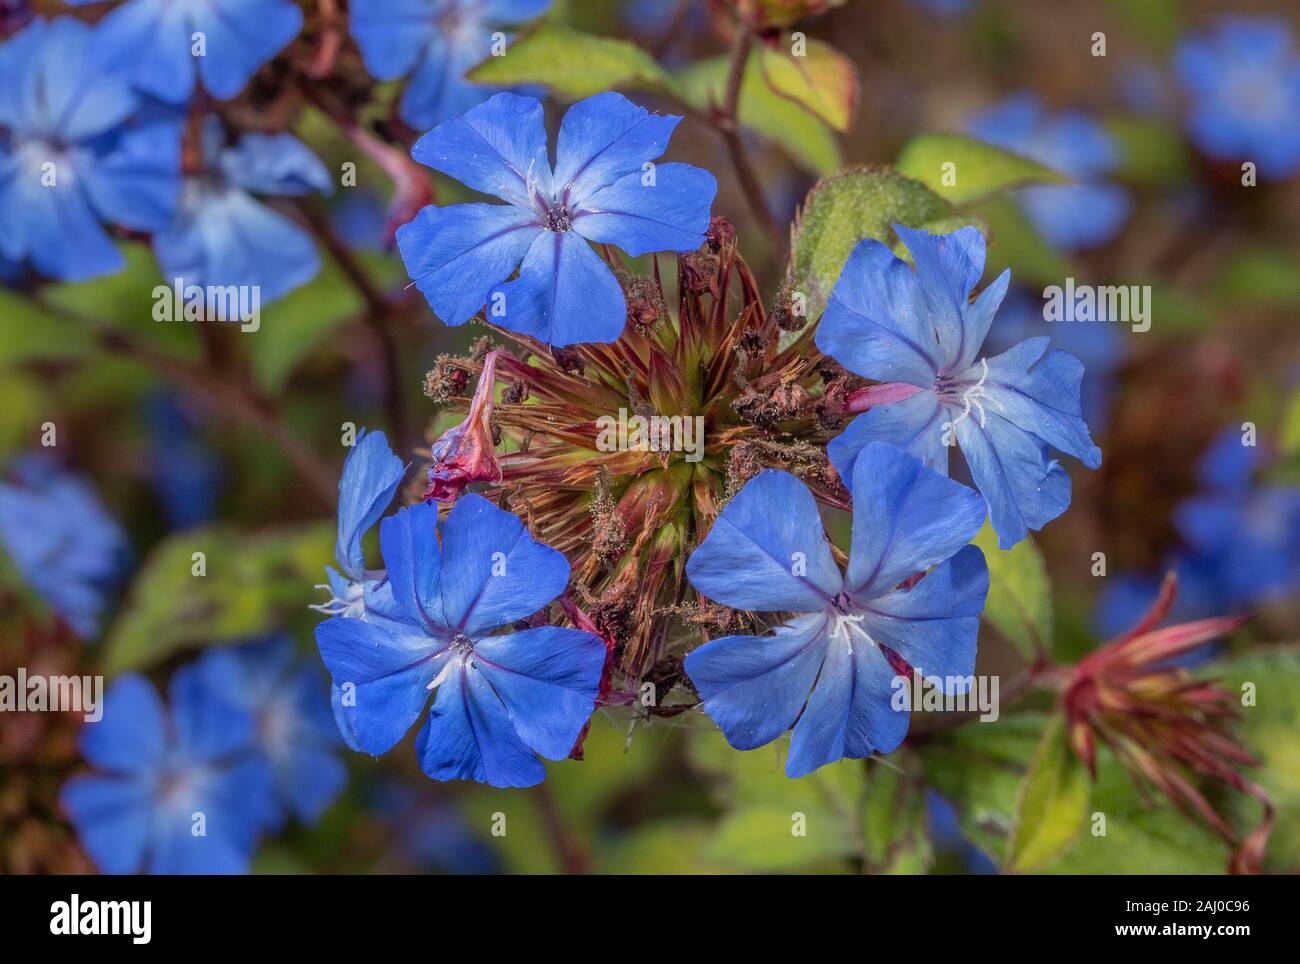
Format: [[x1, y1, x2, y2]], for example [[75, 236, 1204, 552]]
[[1062, 572, 1273, 873], [424, 350, 503, 502]]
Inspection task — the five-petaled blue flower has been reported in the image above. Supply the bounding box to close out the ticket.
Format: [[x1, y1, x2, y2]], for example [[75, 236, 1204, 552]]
[[314, 494, 606, 787], [154, 117, 333, 304], [684, 443, 989, 778], [194, 637, 348, 829], [397, 91, 718, 346], [965, 92, 1130, 251], [815, 225, 1102, 549], [0, 455, 129, 639], [65, 0, 304, 104], [0, 17, 180, 280], [350, 0, 551, 130], [1175, 16, 1300, 179], [61, 669, 277, 874]]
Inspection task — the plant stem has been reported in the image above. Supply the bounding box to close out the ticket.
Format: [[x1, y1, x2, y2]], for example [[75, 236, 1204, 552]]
[[33, 295, 338, 511], [720, 27, 786, 257]]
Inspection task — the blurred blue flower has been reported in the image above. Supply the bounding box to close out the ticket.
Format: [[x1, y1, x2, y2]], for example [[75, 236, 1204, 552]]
[[350, 0, 550, 131], [965, 92, 1131, 250], [911, 0, 973, 14], [315, 495, 605, 787], [397, 91, 717, 345], [65, 0, 303, 103], [684, 443, 989, 778], [0, 455, 128, 639], [61, 669, 277, 874], [816, 225, 1102, 548], [1095, 428, 1300, 638], [195, 637, 347, 829], [144, 391, 222, 530], [153, 118, 332, 304], [0, 17, 180, 280], [984, 287, 1127, 426], [1175, 16, 1300, 179], [374, 783, 499, 874]]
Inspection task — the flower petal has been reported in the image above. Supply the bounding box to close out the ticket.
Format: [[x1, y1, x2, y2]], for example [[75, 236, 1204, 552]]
[[396, 202, 539, 326], [60, 774, 154, 874], [554, 92, 681, 205], [859, 544, 988, 686], [814, 238, 940, 387], [955, 409, 1072, 549], [335, 428, 405, 581], [489, 228, 627, 345], [415, 658, 547, 787], [786, 639, 909, 777], [473, 626, 606, 759], [438, 494, 571, 637], [827, 389, 948, 488], [168, 664, 258, 763], [684, 612, 830, 751], [78, 674, 168, 773], [685, 469, 842, 612], [192, 0, 304, 101], [378, 502, 446, 632], [348, 0, 439, 82], [978, 337, 1103, 469], [845, 442, 986, 598], [573, 162, 716, 256], [410, 91, 553, 206], [314, 615, 445, 755], [893, 224, 991, 373]]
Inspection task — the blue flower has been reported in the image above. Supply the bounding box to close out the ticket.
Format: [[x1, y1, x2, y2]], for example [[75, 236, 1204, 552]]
[[0, 17, 180, 280], [397, 91, 718, 346], [60, 669, 277, 874], [815, 225, 1102, 549], [314, 494, 606, 787], [684, 443, 989, 778], [314, 428, 407, 621], [349, 0, 551, 130], [194, 637, 347, 828], [144, 391, 223, 530], [1094, 428, 1300, 637], [965, 93, 1131, 250], [65, 0, 304, 103], [1175, 17, 1300, 179], [153, 118, 332, 303], [0, 455, 129, 639]]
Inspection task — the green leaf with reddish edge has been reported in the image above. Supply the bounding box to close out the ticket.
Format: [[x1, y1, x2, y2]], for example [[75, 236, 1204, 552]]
[[757, 38, 858, 132]]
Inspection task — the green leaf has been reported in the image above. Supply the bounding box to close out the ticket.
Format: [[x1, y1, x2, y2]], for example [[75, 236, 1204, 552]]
[[861, 754, 933, 873], [919, 713, 1046, 858], [756, 39, 858, 132], [973, 520, 1052, 659], [787, 166, 965, 318], [706, 804, 859, 872], [688, 729, 865, 872], [468, 24, 671, 99], [896, 132, 1068, 207], [675, 54, 842, 177], [1282, 389, 1300, 461], [1214, 246, 1300, 310], [1219, 648, 1300, 872], [103, 522, 333, 673], [1004, 716, 1090, 872], [1045, 748, 1228, 874], [1104, 115, 1193, 187], [975, 198, 1076, 287]]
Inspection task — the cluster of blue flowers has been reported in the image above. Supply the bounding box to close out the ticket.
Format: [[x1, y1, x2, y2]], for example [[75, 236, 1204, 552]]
[[1096, 428, 1300, 638], [61, 637, 344, 874]]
